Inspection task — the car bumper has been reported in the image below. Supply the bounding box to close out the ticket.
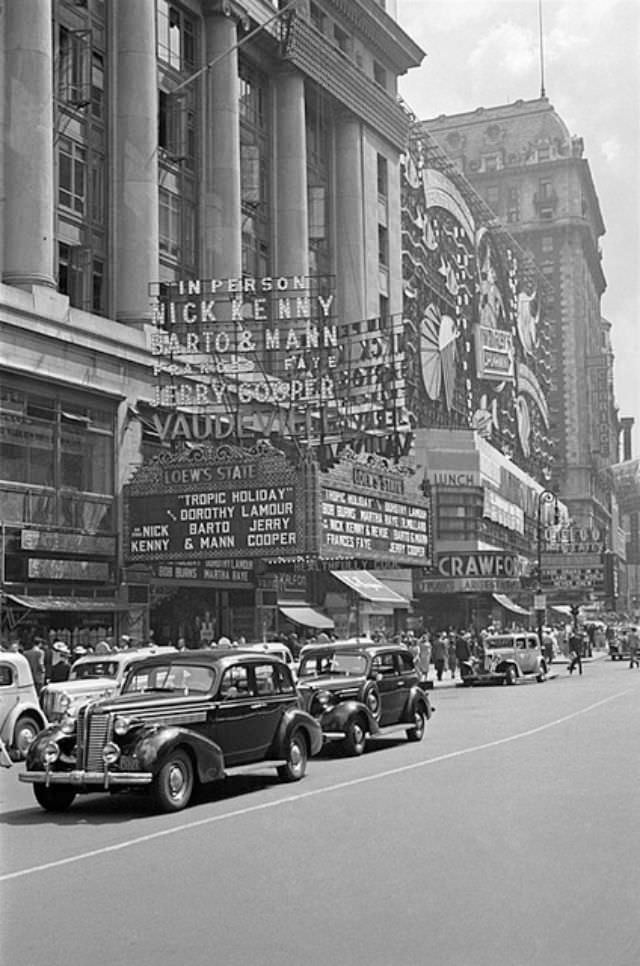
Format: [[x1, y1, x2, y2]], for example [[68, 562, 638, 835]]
[[19, 768, 153, 788]]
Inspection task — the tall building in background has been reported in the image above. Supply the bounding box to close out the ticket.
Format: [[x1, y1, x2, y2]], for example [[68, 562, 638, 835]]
[[419, 98, 620, 536]]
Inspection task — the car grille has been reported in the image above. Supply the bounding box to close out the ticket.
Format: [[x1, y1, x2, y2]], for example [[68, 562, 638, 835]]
[[77, 709, 110, 771], [41, 690, 56, 718]]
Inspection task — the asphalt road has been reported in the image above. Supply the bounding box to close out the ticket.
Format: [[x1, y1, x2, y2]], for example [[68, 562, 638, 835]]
[[2, 658, 639, 966]]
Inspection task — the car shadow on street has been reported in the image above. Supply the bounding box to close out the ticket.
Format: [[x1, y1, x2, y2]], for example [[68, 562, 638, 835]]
[[0, 772, 289, 828]]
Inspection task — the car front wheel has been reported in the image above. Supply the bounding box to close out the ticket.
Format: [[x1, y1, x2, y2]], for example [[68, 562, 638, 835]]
[[34, 784, 76, 812], [277, 730, 308, 782], [152, 749, 194, 812], [13, 715, 41, 760], [406, 706, 426, 742], [342, 716, 367, 756], [504, 666, 517, 685]]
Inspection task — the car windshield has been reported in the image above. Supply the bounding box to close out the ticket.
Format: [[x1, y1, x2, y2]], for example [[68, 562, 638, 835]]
[[298, 651, 367, 678], [123, 662, 215, 695], [71, 661, 119, 680]]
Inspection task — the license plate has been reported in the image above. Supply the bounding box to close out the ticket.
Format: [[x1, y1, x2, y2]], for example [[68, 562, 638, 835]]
[[119, 756, 139, 771]]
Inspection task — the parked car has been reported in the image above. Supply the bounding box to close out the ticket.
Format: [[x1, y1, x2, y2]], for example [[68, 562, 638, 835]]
[[242, 642, 296, 675], [296, 641, 432, 756], [40, 646, 175, 721], [20, 648, 323, 813], [459, 632, 548, 686], [0, 652, 47, 760]]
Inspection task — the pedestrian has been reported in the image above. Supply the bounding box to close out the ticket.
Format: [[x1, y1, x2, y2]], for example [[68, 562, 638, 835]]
[[432, 633, 448, 682], [95, 638, 111, 654], [49, 641, 71, 682], [567, 631, 584, 675], [23, 637, 46, 695], [454, 632, 471, 679], [628, 626, 639, 669]]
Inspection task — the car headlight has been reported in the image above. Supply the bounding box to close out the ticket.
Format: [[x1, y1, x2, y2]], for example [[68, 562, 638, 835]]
[[102, 743, 121, 765], [313, 690, 334, 710], [59, 716, 77, 735], [113, 715, 140, 736], [43, 741, 60, 765], [59, 693, 71, 712]]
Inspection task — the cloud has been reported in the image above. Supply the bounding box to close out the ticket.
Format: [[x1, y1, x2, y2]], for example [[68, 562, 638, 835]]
[[601, 139, 621, 163], [469, 21, 538, 77]]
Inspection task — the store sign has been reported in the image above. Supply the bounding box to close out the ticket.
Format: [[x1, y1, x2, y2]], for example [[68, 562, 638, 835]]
[[543, 526, 605, 554], [425, 469, 480, 487], [474, 325, 515, 381], [436, 552, 524, 578], [588, 361, 611, 460], [125, 445, 302, 562], [483, 489, 524, 534], [21, 530, 115, 557], [418, 577, 521, 594], [540, 552, 604, 591], [150, 559, 253, 584], [27, 559, 110, 581]]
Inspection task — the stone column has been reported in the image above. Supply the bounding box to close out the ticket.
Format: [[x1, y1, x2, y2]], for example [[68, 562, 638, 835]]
[[274, 68, 309, 278], [202, 2, 242, 279], [115, 0, 158, 325], [335, 113, 365, 324], [3, 0, 55, 289]]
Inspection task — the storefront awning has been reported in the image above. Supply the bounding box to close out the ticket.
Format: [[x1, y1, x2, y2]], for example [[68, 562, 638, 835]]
[[1, 593, 130, 613], [278, 604, 334, 630], [492, 593, 531, 617], [330, 571, 410, 609], [551, 604, 575, 616]]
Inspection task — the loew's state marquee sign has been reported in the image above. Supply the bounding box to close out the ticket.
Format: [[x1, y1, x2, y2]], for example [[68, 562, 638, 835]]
[[124, 442, 308, 563]]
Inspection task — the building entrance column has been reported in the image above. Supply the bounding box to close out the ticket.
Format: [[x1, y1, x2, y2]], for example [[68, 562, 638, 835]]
[[203, 3, 242, 279], [115, 0, 159, 325], [274, 68, 309, 278], [335, 113, 365, 325], [3, 0, 55, 289]]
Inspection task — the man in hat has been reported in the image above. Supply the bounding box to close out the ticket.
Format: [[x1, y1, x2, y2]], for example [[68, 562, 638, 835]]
[[50, 641, 71, 682], [23, 637, 46, 695]]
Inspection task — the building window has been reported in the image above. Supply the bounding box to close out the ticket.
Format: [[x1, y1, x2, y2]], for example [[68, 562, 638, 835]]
[[309, 3, 325, 32], [159, 187, 181, 259], [333, 24, 350, 54], [373, 61, 387, 90], [58, 137, 87, 215], [539, 179, 553, 201], [306, 85, 330, 276], [377, 154, 388, 199], [541, 235, 554, 253], [57, 25, 91, 107], [91, 51, 104, 120], [482, 154, 500, 172], [378, 225, 389, 268], [506, 184, 520, 223], [485, 184, 499, 209], [157, 1, 196, 73], [239, 58, 270, 277]]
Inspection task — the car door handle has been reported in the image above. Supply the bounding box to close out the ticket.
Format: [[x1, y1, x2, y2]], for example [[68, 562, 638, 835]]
[[250, 702, 267, 709]]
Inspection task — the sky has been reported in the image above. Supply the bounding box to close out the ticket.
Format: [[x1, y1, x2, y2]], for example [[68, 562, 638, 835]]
[[396, 0, 640, 460]]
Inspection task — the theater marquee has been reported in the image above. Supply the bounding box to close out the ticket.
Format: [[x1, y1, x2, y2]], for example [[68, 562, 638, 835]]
[[124, 442, 306, 562]]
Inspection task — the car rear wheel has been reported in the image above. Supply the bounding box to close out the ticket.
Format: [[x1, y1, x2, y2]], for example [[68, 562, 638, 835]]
[[342, 717, 367, 756], [33, 784, 76, 812], [12, 715, 41, 760], [277, 730, 308, 782], [152, 749, 194, 812], [406, 706, 426, 742], [536, 665, 547, 682]]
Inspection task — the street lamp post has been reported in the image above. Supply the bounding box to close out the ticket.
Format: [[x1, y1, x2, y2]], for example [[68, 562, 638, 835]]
[[536, 489, 560, 646]]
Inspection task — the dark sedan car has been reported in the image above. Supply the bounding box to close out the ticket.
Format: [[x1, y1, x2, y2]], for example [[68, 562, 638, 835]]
[[296, 642, 432, 756], [20, 649, 322, 813]]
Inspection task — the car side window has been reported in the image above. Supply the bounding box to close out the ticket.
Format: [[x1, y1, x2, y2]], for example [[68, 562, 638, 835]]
[[396, 652, 415, 674], [373, 653, 396, 675], [0, 664, 13, 687], [274, 663, 296, 694], [219, 665, 251, 699], [253, 663, 277, 696], [515, 638, 526, 649]]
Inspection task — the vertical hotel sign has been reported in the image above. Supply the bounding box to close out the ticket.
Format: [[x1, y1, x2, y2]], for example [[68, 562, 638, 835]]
[[124, 442, 307, 562], [588, 357, 611, 460]]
